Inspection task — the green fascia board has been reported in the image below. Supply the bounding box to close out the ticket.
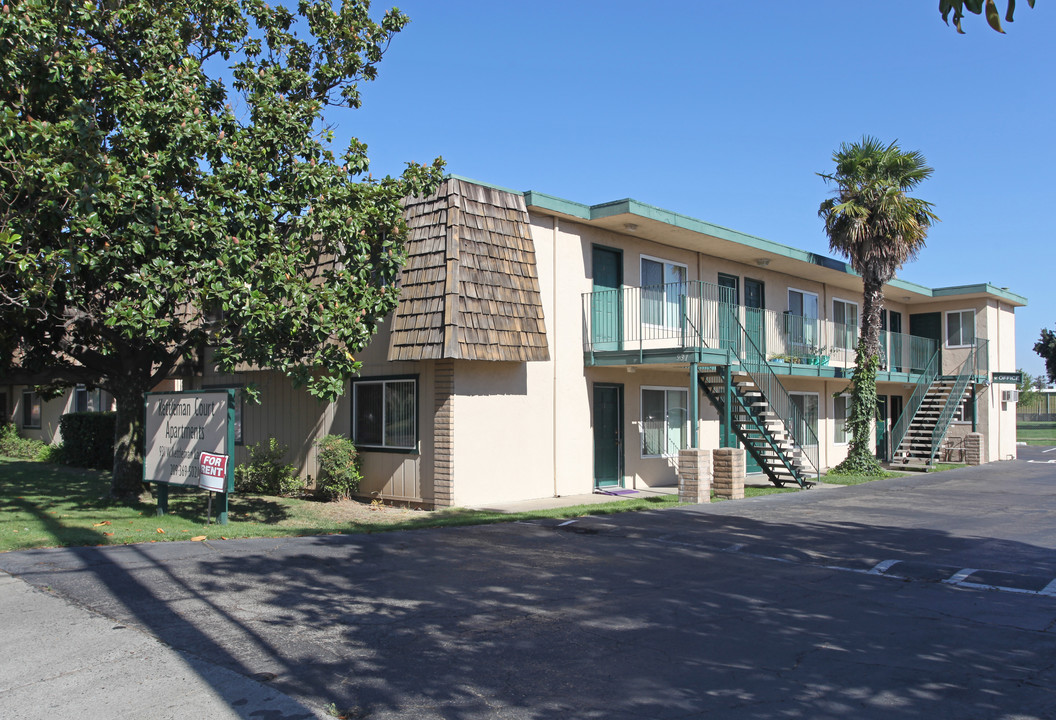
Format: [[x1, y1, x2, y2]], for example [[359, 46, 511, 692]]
[[453, 175, 1025, 304], [931, 283, 1028, 306]]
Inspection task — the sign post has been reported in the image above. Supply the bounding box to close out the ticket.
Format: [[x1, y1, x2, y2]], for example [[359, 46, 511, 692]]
[[144, 390, 236, 524]]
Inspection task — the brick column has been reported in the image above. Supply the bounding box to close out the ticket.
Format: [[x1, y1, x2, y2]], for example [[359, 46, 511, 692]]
[[678, 449, 712, 504], [965, 432, 984, 466], [432, 359, 455, 507], [712, 448, 745, 500]]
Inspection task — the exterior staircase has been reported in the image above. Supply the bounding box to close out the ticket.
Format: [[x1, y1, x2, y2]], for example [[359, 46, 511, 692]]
[[698, 366, 815, 488], [891, 379, 968, 470], [891, 340, 982, 471]]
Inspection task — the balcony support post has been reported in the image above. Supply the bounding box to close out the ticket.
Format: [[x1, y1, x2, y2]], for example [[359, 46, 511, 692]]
[[689, 362, 699, 449]]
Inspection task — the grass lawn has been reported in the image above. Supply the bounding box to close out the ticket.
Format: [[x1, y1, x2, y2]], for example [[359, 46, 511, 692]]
[[0, 458, 690, 552], [820, 470, 904, 486], [1017, 421, 1056, 446]]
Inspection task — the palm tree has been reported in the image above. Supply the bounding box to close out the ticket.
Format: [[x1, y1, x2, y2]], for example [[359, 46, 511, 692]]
[[819, 136, 938, 474]]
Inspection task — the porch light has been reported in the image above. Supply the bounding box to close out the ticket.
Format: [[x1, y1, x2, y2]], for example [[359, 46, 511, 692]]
[[624, 223, 638, 232], [755, 258, 770, 267]]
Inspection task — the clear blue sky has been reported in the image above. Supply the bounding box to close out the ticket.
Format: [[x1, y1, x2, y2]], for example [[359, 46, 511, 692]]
[[333, 1, 1053, 379]]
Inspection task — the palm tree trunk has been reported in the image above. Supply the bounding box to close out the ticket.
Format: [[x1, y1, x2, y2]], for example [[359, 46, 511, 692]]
[[832, 278, 885, 476]]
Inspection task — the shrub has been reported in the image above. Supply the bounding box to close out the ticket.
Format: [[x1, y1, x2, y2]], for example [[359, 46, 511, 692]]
[[0, 422, 50, 460], [37, 443, 65, 464], [315, 434, 362, 500], [234, 438, 305, 496], [59, 412, 116, 469]]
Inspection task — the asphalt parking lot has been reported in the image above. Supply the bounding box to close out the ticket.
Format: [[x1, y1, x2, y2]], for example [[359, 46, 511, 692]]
[[3, 456, 1056, 719]]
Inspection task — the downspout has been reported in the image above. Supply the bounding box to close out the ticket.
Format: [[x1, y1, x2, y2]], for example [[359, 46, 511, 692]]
[[552, 215, 559, 498]]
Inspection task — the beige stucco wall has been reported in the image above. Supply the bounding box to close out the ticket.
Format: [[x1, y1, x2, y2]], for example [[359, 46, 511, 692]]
[[8, 386, 72, 445]]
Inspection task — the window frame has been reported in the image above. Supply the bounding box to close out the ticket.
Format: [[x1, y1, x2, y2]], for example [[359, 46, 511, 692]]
[[351, 375, 419, 453], [21, 390, 41, 429], [788, 391, 820, 448], [787, 287, 819, 319], [639, 385, 689, 459], [945, 309, 976, 349], [640, 255, 689, 329], [952, 397, 972, 424], [833, 393, 850, 445]]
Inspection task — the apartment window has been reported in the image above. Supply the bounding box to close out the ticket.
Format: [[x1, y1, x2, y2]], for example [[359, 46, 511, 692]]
[[946, 309, 976, 348], [641, 387, 688, 458], [21, 391, 41, 429], [353, 378, 417, 451], [834, 394, 850, 445], [641, 257, 688, 327], [74, 386, 111, 413], [789, 392, 819, 447], [953, 398, 971, 423], [832, 299, 859, 351]]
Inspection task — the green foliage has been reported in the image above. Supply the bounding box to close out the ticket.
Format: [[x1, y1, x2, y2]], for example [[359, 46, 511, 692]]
[[831, 349, 885, 476], [1017, 369, 1041, 407], [234, 438, 305, 497], [36, 443, 65, 464], [940, 0, 1036, 33], [315, 434, 362, 500], [0, 422, 51, 460], [58, 412, 116, 469], [1035, 328, 1056, 383], [0, 0, 443, 497]]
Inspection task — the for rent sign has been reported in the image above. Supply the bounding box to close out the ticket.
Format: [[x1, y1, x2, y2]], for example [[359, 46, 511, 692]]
[[144, 390, 234, 490], [198, 452, 230, 493]]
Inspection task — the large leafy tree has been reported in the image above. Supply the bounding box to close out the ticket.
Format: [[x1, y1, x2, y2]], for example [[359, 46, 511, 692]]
[[0, 0, 443, 499], [1036, 328, 1056, 382], [941, 0, 1037, 33], [819, 137, 938, 475]]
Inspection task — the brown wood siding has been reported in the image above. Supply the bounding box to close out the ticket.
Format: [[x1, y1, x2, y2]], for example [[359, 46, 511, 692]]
[[432, 358, 454, 507], [388, 178, 549, 363]]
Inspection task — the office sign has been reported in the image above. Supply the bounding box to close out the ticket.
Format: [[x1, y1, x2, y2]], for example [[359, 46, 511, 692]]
[[991, 372, 1022, 385]]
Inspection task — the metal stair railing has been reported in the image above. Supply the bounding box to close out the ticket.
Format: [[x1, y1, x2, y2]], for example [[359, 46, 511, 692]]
[[929, 339, 987, 463], [722, 302, 820, 479], [890, 343, 940, 458]]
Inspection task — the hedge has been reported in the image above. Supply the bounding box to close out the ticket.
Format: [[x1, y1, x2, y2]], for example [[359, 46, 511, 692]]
[[59, 412, 116, 469]]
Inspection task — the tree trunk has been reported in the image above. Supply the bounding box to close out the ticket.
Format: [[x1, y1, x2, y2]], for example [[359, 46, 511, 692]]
[[832, 277, 885, 476], [860, 278, 885, 361], [111, 385, 149, 500]]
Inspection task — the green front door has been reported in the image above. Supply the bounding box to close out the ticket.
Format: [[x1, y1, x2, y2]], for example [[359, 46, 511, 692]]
[[593, 383, 623, 488], [876, 395, 888, 460], [718, 274, 739, 355], [591, 246, 622, 351], [910, 312, 942, 370], [744, 278, 765, 355], [888, 311, 904, 372]]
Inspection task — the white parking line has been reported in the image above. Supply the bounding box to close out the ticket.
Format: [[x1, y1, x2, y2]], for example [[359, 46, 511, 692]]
[[869, 559, 901, 575], [1043, 447, 1056, 453], [945, 568, 978, 584]]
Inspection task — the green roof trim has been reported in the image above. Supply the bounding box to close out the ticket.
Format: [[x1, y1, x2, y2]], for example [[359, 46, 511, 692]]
[[450, 175, 1025, 305], [932, 284, 1028, 305]]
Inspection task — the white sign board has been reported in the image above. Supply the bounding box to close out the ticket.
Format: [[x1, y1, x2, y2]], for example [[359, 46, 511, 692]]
[[144, 391, 233, 490]]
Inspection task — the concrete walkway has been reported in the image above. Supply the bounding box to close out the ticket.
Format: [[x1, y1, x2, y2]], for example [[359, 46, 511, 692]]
[[0, 572, 324, 720]]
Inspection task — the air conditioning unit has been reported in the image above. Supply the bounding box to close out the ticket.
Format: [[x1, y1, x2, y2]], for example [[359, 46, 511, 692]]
[[1002, 389, 1019, 403]]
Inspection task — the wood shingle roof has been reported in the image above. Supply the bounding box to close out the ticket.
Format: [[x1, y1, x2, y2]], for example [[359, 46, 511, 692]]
[[388, 178, 549, 362]]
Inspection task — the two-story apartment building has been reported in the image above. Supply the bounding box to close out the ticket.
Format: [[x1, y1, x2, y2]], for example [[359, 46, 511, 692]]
[[191, 176, 1024, 507]]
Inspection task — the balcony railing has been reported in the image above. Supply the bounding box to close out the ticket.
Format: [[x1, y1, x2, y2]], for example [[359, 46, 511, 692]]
[[583, 280, 938, 374]]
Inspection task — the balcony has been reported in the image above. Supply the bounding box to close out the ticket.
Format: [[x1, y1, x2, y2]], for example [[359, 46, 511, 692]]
[[582, 280, 938, 377]]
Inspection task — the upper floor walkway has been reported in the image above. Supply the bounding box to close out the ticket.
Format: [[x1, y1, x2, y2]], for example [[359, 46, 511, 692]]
[[581, 280, 979, 382]]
